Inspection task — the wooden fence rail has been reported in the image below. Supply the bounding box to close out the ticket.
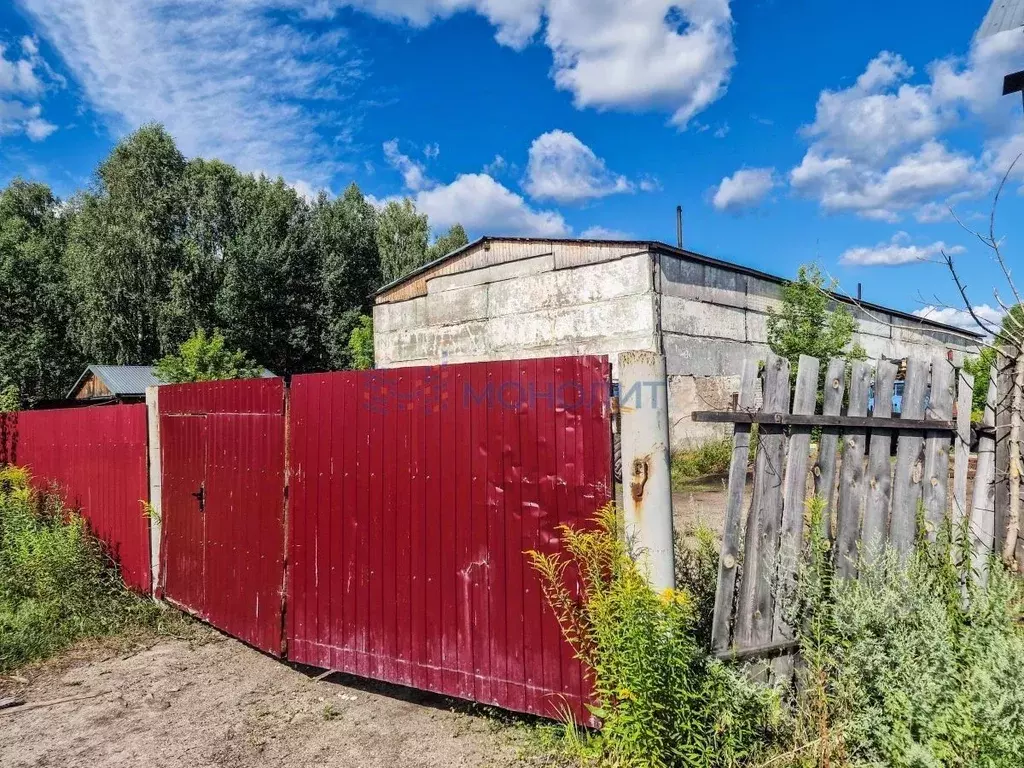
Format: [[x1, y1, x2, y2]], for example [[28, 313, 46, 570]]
[[696, 351, 1019, 658]]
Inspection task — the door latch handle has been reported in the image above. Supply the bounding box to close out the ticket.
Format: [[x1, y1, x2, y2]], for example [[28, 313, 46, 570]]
[[191, 485, 205, 513]]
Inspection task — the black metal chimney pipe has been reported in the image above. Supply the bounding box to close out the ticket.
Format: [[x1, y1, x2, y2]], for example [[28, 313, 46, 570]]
[[676, 205, 683, 249]]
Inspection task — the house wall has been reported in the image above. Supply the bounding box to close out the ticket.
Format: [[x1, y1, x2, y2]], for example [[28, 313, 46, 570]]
[[657, 253, 981, 448], [72, 373, 112, 400], [374, 245, 660, 369]]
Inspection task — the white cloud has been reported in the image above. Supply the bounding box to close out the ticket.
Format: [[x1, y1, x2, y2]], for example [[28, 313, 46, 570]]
[[0, 40, 44, 94], [414, 173, 569, 237], [913, 304, 1003, 333], [342, 0, 545, 49], [383, 138, 430, 191], [0, 37, 59, 141], [374, 134, 567, 236], [793, 140, 986, 222], [543, 0, 735, 128], [287, 178, 324, 201], [840, 231, 966, 266], [914, 201, 951, 223], [638, 175, 662, 192], [524, 129, 632, 203], [24, 117, 57, 141], [580, 225, 632, 240], [423, 142, 440, 159], [791, 31, 1024, 221], [801, 52, 943, 165], [711, 167, 777, 212], [345, 0, 735, 127], [483, 154, 508, 175], [17, 0, 363, 185]]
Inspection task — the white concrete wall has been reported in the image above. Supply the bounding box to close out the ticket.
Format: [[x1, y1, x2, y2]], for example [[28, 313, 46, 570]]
[[375, 248, 659, 371], [375, 243, 981, 453], [658, 253, 980, 449]]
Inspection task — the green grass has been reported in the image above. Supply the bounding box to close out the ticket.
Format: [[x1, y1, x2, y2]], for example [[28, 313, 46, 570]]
[[0, 465, 170, 672], [671, 438, 733, 489]]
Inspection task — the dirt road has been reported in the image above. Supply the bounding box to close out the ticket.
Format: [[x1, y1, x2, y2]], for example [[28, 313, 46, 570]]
[[0, 627, 551, 768]]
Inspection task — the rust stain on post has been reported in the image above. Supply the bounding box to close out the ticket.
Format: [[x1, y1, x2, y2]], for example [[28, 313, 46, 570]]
[[630, 454, 651, 505]]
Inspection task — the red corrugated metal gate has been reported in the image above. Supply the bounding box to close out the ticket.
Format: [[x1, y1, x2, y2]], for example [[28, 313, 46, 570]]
[[159, 379, 287, 656], [156, 356, 612, 720], [287, 356, 612, 720]]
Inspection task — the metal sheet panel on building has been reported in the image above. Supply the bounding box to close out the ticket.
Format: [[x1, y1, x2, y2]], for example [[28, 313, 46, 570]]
[[286, 356, 613, 722], [3, 406, 151, 592]]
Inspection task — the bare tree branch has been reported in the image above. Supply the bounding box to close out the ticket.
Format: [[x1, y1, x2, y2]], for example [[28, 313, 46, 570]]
[[940, 248, 1004, 338]]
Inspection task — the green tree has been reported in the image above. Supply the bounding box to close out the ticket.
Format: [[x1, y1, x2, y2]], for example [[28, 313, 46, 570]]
[[313, 183, 381, 369], [964, 348, 996, 420], [962, 304, 1024, 419], [347, 315, 374, 370], [217, 174, 323, 375], [426, 223, 469, 262], [767, 264, 865, 370], [0, 179, 82, 404], [0, 385, 19, 412], [376, 198, 429, 284], [160, 158, 240, 348], [65, 124, 187, 364], [154, 328, 262, 383]]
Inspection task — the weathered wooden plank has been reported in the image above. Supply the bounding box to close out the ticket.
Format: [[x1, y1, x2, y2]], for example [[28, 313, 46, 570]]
[[835, 362, 871, 578], [863, 360, 897, 558], [970, 369, 998, 584], [774, 358, 815, 606], [771, 355, 819, 681], [952, 371, 974, 533], [814, 359, 847, 540], [889, 358, 931, 554], [711, 361, 760, 653], [994, 349, 1014, 556], [713, 638, 799, 663], [692, 412, 954, 431], [734, 353, 791, 649], [922, 358, 954, 540]]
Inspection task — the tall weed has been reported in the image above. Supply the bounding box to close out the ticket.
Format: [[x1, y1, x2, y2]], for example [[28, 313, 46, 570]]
[[786, 502, 1024, 767], [529, 505, 781, 768], [671, 439, 733, 487], [0, 466, 162, 670], [674, 522, 720, 649]]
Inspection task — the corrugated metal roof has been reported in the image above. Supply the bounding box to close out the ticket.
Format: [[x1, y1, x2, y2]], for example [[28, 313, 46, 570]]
[[85, 365, 162, 397], [977, 0, 1024, 39]]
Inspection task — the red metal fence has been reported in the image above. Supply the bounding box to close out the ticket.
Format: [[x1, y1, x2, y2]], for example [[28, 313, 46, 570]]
[[286, 356, 613, 720], [3, 354, 613, 721], [0, 406, 151, 593], [158, 379, 287, 656]]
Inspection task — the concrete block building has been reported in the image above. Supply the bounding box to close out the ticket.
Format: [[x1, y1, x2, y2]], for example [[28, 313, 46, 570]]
[[373, 238, 981, 447]]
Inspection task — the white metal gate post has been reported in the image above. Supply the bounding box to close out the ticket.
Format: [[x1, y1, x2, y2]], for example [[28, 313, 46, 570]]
[[145, 385, 163, 596], [619, 350, 675, 590]]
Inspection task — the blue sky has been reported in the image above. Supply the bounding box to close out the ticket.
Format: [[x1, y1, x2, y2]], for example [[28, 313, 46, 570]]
[[2, 1, 1024, 332]]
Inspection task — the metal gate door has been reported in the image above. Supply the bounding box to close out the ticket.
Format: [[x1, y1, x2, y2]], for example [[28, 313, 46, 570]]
[[159, 379, 287, 656], [160, 415, 208, 612], [286, 356, 613, 721]]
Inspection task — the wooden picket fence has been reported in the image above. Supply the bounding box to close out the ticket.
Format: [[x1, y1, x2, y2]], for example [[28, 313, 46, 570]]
[[694, 351, 1021, 661]]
